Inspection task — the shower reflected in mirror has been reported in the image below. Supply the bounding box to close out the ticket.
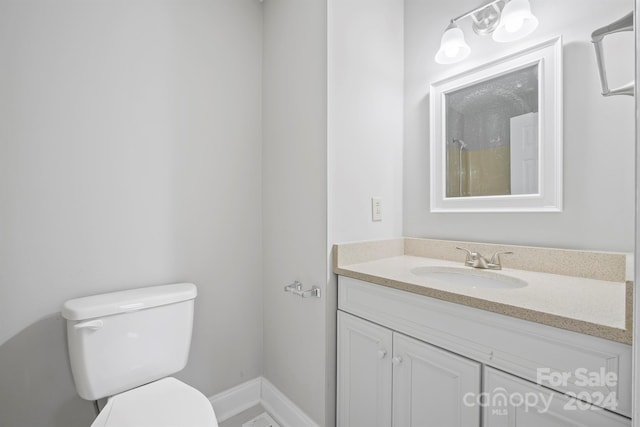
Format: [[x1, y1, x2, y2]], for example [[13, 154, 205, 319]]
[[445, 64, 538, 198]]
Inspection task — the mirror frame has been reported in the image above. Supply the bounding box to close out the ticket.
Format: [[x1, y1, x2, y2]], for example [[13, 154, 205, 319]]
[[430, 37, 563, 213]]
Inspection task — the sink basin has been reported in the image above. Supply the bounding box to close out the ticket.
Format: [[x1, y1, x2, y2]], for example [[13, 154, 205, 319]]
[[410, 266, 527, 289]]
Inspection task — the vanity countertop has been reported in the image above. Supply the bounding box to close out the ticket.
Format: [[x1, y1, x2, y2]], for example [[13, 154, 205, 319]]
[[334, 238, 633, 344]]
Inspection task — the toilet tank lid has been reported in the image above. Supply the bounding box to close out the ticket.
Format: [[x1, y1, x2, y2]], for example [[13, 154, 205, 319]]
[[62, 283, 197, 321]]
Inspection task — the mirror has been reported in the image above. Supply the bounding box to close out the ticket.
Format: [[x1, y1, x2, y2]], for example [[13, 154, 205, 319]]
[[446, 64, 538, 197], [430, 37, 562, 212]]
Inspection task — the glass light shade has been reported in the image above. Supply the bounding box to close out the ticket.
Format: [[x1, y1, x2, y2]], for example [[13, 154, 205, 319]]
[[492, 0, 538, 43], [435, 25, 471, 64]]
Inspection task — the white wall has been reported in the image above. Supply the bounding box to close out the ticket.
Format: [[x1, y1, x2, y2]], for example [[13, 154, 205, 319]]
[[404, 0, 635, 252], [262, 0, 329, 425], [0, 1, 263, 426], [328, 0, 405, 244]]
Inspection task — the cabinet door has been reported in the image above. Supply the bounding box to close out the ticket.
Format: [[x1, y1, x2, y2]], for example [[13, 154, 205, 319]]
[[483, 367, 630, 427], [392, 333, 481, 427], [337, 311, 392, 427]]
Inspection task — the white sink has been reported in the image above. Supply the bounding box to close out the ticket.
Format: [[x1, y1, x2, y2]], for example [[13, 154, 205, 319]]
[[410, 266, 527, 289]]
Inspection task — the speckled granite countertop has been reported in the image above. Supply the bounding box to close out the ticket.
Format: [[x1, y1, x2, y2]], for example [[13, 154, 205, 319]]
[[334, 238, 633, 345]]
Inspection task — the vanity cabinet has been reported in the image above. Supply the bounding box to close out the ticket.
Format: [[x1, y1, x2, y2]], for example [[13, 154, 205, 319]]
[[337, 311, 392, 427], [337, 276, 632, 426], [483, 367, 630, 427], [337, 311, 481, 427], [392, 330, 481, 426]]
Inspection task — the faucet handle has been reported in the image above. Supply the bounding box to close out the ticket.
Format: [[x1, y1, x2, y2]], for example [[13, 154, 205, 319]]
[[455, 246, 472, 260], [456, 247, 477, 267], [489, 251, 514, 267]]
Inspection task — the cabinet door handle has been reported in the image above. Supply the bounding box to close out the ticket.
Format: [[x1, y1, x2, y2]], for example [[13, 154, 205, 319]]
[[377, 349, 387, 359], [392, 356, 403, 366]]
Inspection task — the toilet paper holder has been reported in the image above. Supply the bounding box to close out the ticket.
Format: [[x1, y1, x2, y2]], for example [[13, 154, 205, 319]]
[[284, 281, 321, 299]]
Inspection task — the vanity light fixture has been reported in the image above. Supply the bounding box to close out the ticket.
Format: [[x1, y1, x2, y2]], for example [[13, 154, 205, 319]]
[[435, 0, 539, 64], [434, 22, 471, 64]]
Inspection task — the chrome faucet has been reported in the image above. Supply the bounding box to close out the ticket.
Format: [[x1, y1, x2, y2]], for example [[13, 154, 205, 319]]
[[456, 247, 513, 270]]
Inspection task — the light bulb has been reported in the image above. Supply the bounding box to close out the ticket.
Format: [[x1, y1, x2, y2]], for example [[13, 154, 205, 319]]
[[493, 0, 538, 43], [504, 16, 524, 33], [445, 45, 460, 58], [435, 23, 470, 64]]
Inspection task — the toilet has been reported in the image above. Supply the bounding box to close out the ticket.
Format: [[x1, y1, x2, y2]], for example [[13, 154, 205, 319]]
[[62, 283, 218, 427]]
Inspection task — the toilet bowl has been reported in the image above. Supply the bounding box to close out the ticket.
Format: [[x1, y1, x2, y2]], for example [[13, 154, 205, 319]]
[[62, 283, 218, 426]]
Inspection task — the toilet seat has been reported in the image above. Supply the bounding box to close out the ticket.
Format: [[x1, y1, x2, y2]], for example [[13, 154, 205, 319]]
[[91, 377, 218, 427]]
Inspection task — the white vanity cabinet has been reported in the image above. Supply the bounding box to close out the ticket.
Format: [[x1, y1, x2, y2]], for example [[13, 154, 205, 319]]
[[337, 276, 632, 426], [337, 311, 481, 427], [337, 311, 392, 427], [483, 367, 630, 427], [391, 331, 481, 426]]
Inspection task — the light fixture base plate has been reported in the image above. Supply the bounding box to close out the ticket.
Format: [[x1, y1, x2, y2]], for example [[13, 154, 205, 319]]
[[471, 2, 503, 36]]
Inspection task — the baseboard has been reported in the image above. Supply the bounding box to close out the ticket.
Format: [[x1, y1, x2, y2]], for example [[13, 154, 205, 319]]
[[260, 377, 319, 427], [208, 376, 319, 427], [208, 377, 261, 422]]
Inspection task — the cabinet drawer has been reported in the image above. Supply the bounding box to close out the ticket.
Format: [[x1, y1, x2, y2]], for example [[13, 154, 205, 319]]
[[338, 276, 632, 417]]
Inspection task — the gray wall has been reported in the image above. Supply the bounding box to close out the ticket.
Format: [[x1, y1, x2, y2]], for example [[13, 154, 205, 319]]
[[328, 0, 405, 243], [326, 1, 405, 423], [404, 0, 635, 252], [262, 1, 405, 425], [0, 1, 264, 426], [261, 0, 329, 425]]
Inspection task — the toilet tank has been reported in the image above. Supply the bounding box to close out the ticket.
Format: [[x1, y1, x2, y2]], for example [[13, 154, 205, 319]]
[[62, 283, 197, 400]]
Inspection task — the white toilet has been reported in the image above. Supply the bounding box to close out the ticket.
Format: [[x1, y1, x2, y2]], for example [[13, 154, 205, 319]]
[[62, 283, 219, 427]]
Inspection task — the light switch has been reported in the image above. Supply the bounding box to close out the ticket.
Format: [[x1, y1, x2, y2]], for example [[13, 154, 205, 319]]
[[372, 197, 382, 221]]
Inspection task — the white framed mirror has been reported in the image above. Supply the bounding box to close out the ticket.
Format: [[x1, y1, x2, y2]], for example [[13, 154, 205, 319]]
[[430, 37, 563, 212]]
